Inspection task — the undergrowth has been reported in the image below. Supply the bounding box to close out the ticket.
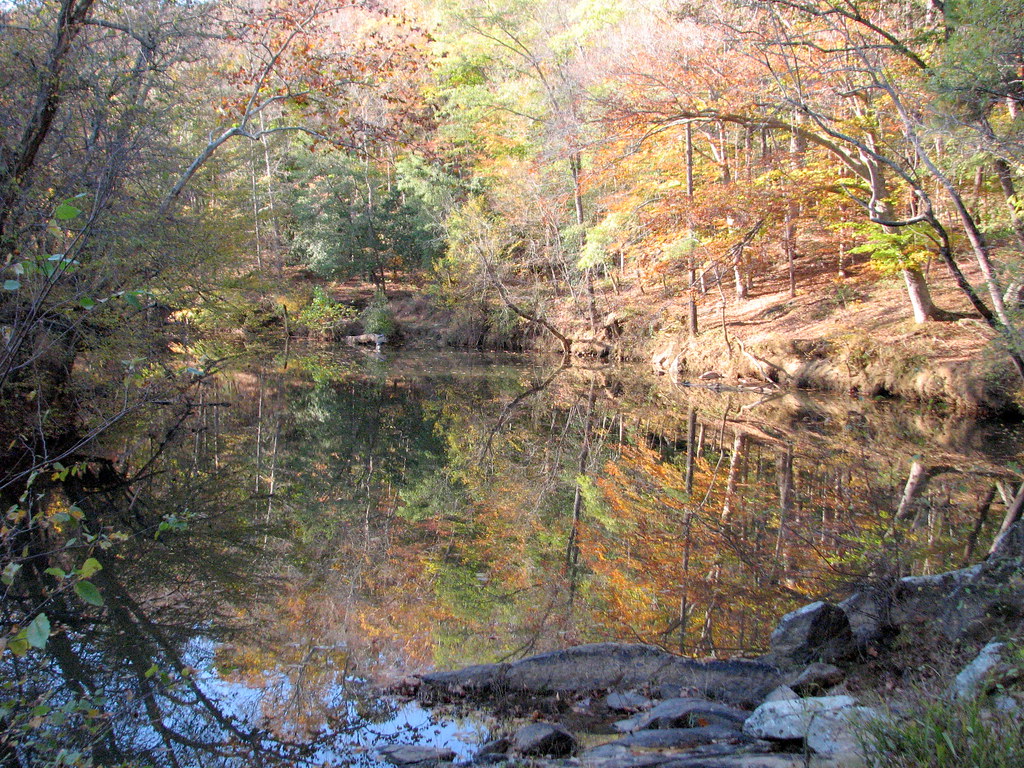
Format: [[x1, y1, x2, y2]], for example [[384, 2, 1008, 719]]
[[865, 697, 1024, 768]]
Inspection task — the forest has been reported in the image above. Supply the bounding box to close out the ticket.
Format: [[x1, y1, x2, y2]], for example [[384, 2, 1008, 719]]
[[2, 0, 1024, 765], [3, 0, 1024, 434]]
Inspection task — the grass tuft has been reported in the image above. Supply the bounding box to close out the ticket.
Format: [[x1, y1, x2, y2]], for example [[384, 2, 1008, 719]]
[[865, 696, 1024, 768]]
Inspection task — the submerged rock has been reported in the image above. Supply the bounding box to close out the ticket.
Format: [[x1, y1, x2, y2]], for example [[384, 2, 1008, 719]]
[[373, 744, 456, 766]]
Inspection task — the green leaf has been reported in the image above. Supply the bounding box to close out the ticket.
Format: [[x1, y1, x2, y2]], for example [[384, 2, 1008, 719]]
[[78, 558, 102, 578], [44, 567, 67, 579], [144, 664, 159, 679], [2, 563, 21, 586], [8, 633, 28, 657], [2, 280, 20, 291], [74, 580, 104, 607], [78, 296, 96, 309], [26, 613, 50, 649], [124, 291, 142, 310], [54, 202, 82, 221]]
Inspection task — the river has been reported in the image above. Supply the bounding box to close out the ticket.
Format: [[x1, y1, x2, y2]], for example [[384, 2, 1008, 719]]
[[2, 345, 1021, 765]]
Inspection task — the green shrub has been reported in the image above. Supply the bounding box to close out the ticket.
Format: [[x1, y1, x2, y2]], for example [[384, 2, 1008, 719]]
[[865, 697, 1024, 768], [360, 290, 396, 336], [296, 286, 355, 332]]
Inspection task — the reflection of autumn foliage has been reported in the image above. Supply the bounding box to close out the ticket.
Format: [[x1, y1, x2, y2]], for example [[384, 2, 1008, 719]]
[[586, 443, 799, 655], [186, 361, 1022, 693], [581, 428, 1001, 656]]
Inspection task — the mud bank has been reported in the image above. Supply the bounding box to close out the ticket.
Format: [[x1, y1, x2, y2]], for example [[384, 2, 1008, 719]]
[[648, 330, 1016, 416]]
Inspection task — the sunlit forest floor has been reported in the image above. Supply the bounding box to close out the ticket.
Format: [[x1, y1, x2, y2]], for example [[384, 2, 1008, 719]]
[[300, 239, 1010, 413]]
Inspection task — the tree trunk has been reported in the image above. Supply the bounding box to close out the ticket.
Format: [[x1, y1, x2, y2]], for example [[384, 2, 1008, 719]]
[[687, 297, 699, 336], [721, 431, 746, 523], [895, 460, 929, 522], [685, 122, 694, 197], [902, 267, 939, 323]]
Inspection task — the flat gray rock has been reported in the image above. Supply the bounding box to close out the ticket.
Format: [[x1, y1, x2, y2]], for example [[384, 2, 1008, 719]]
[[418, 643, 781, 708], [596, 725, 757, 751], [658, 756, 810, 767], [606, 691, 655, 711], [581, 743, 675, 766], [373, 744, 456, 766], [581, 744, 797, 768], [615, 698, 748, 732]]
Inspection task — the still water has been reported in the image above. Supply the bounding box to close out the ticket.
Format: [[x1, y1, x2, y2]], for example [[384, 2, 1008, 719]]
[[4, 346, 1022, 765]]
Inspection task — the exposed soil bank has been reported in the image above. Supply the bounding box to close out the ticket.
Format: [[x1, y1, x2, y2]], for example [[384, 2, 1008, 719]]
[[391, 250, 1023, 414], [647, 329, 1011, 416], [391, 300, 1016, 416], [319, 246, 1024, 416]]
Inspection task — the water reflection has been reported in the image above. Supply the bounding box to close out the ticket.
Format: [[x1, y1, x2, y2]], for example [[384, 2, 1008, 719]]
[[2, 346, 1021, 764]]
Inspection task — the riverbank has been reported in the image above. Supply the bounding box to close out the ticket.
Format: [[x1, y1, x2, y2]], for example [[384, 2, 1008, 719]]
[[379, 532, 1024, 767], [322, 245, 1023, 416]]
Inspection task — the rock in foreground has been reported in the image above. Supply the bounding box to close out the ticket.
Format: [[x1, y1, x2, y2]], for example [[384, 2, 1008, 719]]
[[417, 643, 782, 707]]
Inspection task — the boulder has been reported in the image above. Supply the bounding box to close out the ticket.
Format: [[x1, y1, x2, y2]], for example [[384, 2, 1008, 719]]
[[948, 642, 1022, 700], [742, 696, 886, 762], [936, 560, 1024, 642], [614, 698, 748, 732], [742, 695, 858, 741], [804, 706, 884, 758], [511, 722, 576, 757], [836, 559, 1024, 648], [475, 737, 510, 757], [837, 588, 897, 654], [373, 745, 456, 766], [769, 602, 854, 665], [788, 663, 845, 697], [762, 685, 799, 703]]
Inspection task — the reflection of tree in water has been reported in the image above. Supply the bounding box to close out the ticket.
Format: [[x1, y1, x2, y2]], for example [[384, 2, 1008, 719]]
[[5, 351, 1023, 764], [357, 370, 1024, 666], [0, 364, 428, 767]]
